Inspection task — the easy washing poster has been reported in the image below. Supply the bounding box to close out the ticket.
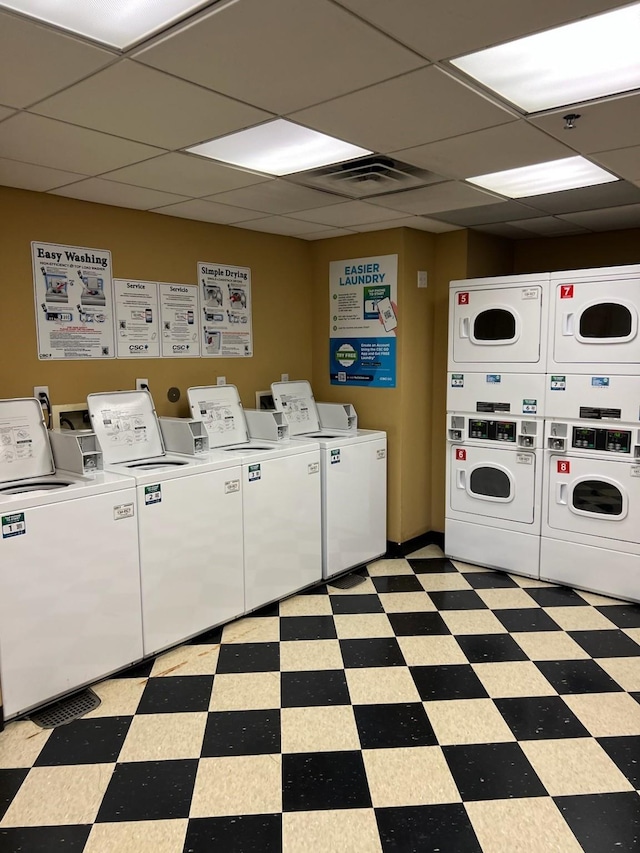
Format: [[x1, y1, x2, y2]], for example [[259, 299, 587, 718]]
[[329, 254, 398, 387]]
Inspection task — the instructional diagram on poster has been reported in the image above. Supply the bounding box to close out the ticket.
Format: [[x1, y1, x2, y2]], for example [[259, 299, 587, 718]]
[[114, 279, 160, 358], [32, 241, 115, 360], [198, 262, 253, 358], [329, 254, 397, 387], [159, 283, 201, 358]]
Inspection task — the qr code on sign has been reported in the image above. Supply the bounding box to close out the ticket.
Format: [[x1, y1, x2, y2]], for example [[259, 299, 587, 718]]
[[338, 372, 346, 382]]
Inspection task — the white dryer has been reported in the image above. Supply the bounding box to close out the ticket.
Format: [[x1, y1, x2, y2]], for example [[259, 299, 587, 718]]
[[187, 385, 322, 611], [541, 419, 640, 603], [447, 371, 547, 421], [448, 273, 550, 374], [87, 390, 244, 656], [548, 264, 640, 375], [271, 380, 387, 580], [0, 398, 142, 720]]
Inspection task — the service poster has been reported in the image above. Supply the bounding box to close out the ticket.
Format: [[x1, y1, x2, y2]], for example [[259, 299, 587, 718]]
[[159, 282, 201, 358], [197, 262, 253, 358], [329, 254, 397, 387], [113, 279, 160, 358], [32, 241, 115, 360]]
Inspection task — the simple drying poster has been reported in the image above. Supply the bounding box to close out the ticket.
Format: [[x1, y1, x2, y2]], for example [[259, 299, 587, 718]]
[[197, 262, 253, 358], [113, 279, 161, 359], [32, 241, 115, 360], [329, 254, 398, 387]]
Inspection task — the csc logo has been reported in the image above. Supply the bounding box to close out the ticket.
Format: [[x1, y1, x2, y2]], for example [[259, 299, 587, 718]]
[[173, 344, 189, 352]]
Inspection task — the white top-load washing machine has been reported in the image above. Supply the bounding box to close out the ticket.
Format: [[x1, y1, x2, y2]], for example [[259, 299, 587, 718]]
[[87, 390, 244, 656], [448, 273, 550, 374], [0, 398, 142, 720], [270, 380, 387, 580], [548, 264, 640, 375], [445, 379, 544, 578], [187, 385, 322, 611]]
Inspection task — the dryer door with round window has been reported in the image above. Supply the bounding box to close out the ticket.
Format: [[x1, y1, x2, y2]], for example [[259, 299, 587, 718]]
[[449, 444, 536, 524]]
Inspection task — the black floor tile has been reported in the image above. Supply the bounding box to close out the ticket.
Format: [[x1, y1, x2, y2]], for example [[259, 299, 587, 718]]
[[387, 612, 451, 636], [186, 625, 223, 645], [536, 659, 625, 694], [407, 558, 457, 574], [633, 692, 640, 705], [494, 696, 590, 740], [280, 616, 337, 641], [525, 587, 589, 607], [340, 638, 406, 668], [96, 759, 198, 822], [116, 658, 156, 678], [281, 670, 350, 707], [201, 710, 280, 757], [216, 643, 280, 674], [456, 634, 529, 663], [137, 675, 214, 713], [597, 736, 640, 789], [463, 572, 519, 589], [354, 703, 437, 749], [183, 814, 282, 852], [411, 665, 488, 701], [0, 768, 28, 821], [555, 792, 640, 853], [568, 629, 640, 658], [597, 604, 640, 628], [495, 608, 561, 633], [331, 595, 384, 614], [299, 583, 329, 596], [282, 750, 371, 811], [372, 576, 424, 593], [427, 590, 488, 611], [249, 602, 280, 617], [443, 742, 547, 801], [376, 803, 482, 852], [0, 826, 91, 852], [33, 716, 131, 766]]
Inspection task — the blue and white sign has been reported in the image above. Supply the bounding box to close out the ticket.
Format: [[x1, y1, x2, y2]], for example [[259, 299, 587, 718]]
[[591, 376, 610, 387], [329, 254, 398, 387]]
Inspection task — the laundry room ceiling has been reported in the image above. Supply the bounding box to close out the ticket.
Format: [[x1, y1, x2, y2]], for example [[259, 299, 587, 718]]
[[0, 0, 639, 240]]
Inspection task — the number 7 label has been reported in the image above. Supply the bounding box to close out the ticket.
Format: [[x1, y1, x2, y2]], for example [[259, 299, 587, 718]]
[[560, 285, 574, 299]]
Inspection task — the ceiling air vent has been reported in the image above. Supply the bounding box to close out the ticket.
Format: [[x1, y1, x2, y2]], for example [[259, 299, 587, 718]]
[[288, 155, 445, 199]]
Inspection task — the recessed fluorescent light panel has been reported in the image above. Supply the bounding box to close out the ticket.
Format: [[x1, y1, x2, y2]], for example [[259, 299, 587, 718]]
[[0, 0, 212, 49], [451, 3, 640, 112], [186, 120, 372, 176], [467, 157, 618, 198]]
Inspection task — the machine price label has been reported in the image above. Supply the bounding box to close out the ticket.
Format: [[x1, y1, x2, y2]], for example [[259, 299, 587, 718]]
[[560, 284, 574, 299], [248, 464, 261, 482], [455, 448, 467, 461], [2, 512, 25, 539], [521, 288, 538, 300], [591, 377, 610, 387], [450, 374, 464, 387], [630, 466, 640, 478], [113, 503, 134, 520], [308, 462, 319, 474], [225, 479, 240, 494], [557, 460, 571, 474], [377, 448, 386, 460], [516, 454, 533, 465], [457, 292, 469, 305], [144, 484, 162, 505], [330, 449, 341, 464], [522, 399, 537, 414], [550, 375, 566, 391], [486, 374, 501, 384]]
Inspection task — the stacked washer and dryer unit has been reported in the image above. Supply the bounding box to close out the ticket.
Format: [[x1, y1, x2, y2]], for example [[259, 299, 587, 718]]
[[446, 264, 640, 604]]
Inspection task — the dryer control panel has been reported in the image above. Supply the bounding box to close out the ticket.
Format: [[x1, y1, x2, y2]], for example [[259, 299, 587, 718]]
[[448, 414, 540, 448], [572, 426, 631, 453], [468, 419, 516, 442]]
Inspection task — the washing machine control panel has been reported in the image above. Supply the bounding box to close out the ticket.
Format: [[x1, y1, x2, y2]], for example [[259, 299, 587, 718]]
[[572, 426, 631, 453], [468, 419, 516, 442]]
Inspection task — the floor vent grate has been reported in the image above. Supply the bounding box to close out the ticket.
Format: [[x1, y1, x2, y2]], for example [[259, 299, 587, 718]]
[[329, 571, 367, 589], [29, 688, 101, 728]]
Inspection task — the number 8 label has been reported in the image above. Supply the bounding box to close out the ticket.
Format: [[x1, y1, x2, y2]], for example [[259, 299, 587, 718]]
[[557, 460, 570, 473]]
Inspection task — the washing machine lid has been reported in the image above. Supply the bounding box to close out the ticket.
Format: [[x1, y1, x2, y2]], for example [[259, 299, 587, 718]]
[[0, 398, 55, 483], [187, 385, 250, 448], [87, 390, 166, 464], [270, 380, 321, 435]]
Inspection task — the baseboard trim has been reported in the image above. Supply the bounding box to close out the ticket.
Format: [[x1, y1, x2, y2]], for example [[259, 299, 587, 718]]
[[386, 530, 444, 558]]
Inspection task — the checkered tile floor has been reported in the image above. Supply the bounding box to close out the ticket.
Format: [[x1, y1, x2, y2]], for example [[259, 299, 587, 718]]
[[2, 546, 640, 852]]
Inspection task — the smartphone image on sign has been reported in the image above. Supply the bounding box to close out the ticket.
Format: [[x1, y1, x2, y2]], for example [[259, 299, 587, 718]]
[[377, 297, 397, 332]]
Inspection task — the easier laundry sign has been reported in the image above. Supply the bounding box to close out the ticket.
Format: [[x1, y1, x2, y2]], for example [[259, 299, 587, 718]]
[[329, 254, 397, 388]]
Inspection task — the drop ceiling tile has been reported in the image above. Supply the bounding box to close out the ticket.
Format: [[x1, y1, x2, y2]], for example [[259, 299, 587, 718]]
[[0, 11, 116, 108], [368, 181, 500, 215], [591, 146, 640, 183], [0, 105, 15, 122], [0, 158, 86, 191], [394, 121, 575, 180], [152, 198, 263, 224], [292, 66, 515, 153], [238, 216, 337, 236], [203, 180, 343, 214], [508, 216, 590, 235], [350, 216, 461, 234], [134, 0, 425, 115], [0, 113, 163, 174], [520, 180, 640, 215], [50, 178, 190, 210], [32, 60, 270, 150], [288, 200, 407, 227], [558, 203, 640, 231], [473, 222, 538, 239], [301, 228, 358, 240], [102, 153, 271, 197], [335, 0, 623, 61], [531, 93, 640, 154], [429, 201, 543, 227]]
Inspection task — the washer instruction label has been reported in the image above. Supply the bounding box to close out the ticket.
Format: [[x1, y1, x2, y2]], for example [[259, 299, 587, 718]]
[[522, 399, 538, 414], [591, 377, 610, 387], [550, 375, 566, 391], [144, 484, 162, 505], [113, 503, 134, 520], [331, 449, 341, 464], [450, 374, 464, 388], [248, 463, 261, 481], [2, 512, 25, 538], [377, 448, 386, 460], [225, 479, 240, 494], [308, 462, 319, 475]]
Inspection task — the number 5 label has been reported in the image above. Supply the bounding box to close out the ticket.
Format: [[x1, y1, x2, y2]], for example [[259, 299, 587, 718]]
[[457, 292, 469, 305]]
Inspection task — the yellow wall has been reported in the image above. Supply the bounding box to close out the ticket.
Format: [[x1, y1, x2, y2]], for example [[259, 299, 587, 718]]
[[513, 228, 640, 273]]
